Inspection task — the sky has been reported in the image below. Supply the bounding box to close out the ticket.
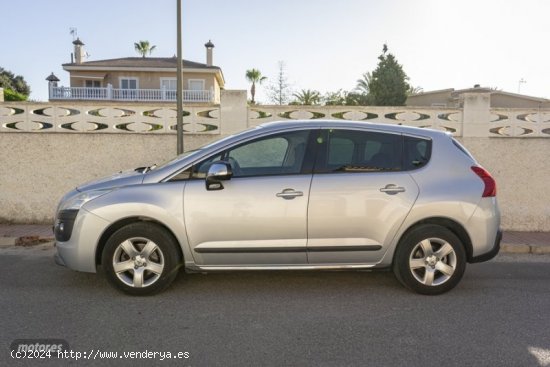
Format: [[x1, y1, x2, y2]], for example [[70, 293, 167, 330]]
[[2, 0, 549, 102]]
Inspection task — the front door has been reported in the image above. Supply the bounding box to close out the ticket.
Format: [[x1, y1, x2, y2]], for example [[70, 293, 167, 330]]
[[183, 129, 314, 266]]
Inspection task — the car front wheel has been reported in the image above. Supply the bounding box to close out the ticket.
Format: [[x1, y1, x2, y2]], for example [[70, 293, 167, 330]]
[[102, 222, 181, 296], [393, 225, 466, 295]]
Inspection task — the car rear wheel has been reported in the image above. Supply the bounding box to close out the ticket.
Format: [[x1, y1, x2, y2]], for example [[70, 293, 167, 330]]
[[102, 223, 181, 296], [393, 224, 466, 295]]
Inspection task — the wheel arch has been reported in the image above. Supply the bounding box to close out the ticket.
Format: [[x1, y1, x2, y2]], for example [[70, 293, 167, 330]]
[[395, 217, 474, 263], [95, 216, 184, 267]]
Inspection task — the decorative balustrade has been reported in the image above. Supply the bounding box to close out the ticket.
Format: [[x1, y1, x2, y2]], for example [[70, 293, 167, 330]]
[[489, 109, 550, 137], [2, 100, 550, 137], [0, 104, 220, 134], [49, 86, 214, 103], [249, 106, 463, 136]]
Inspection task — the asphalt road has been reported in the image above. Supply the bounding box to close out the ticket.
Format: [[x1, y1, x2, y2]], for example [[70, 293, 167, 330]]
[[1, 244, 549, 367]]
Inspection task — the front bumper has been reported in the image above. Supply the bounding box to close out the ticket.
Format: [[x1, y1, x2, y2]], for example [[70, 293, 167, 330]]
[[470, 229, 502, 263], [54, 208, 111, 273]]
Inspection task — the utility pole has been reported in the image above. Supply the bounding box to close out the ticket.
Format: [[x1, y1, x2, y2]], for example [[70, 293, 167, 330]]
[[176, 0, 184, 154]]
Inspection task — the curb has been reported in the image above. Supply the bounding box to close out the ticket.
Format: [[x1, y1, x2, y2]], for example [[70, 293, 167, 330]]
[[0, 236, 55, 248], [501, 243, 550, 255], [0, 237, 17, 248]]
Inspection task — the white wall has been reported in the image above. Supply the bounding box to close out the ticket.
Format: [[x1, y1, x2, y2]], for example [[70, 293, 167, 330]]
[[1, 93, 549, 230]]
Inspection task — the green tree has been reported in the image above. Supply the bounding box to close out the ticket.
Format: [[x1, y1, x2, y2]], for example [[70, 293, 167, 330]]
[[292, 89, 321, 105], [345, 91, 373, 106], [368, 44, 410, 106], [134, 40, 157, 57], [0, 67, 31, 100], [323, 89, 346, 105], [245, 68, 267, 104]]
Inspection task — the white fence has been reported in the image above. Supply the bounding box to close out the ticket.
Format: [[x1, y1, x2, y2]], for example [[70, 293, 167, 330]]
[[0, 104, 220, 134], [50, 86, 214, 103]]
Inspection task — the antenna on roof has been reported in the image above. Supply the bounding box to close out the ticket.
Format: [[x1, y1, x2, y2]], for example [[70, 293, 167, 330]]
[[70, 27, 77, 40]]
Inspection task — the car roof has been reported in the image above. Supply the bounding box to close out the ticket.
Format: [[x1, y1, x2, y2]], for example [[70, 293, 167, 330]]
[[258, 120, 450, 139]]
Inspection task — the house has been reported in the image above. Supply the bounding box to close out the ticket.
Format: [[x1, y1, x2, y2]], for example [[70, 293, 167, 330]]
[[406, 85, 550, 108], [48, 39, 224, 103]]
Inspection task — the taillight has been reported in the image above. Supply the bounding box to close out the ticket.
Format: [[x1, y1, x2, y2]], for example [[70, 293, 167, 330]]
[[471, 166, 496, 197]]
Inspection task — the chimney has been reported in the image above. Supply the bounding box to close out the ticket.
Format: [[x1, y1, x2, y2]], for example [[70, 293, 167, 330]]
[[205, 40, 214, 66], [73, 38, 85, 64]]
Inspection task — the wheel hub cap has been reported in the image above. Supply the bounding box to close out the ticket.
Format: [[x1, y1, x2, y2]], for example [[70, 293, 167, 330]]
[[134, 255, 146, 268], [426, 255, 437, 267]]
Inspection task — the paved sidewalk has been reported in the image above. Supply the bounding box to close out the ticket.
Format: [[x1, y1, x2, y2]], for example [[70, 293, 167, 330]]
[[0, 224, 548, 253]]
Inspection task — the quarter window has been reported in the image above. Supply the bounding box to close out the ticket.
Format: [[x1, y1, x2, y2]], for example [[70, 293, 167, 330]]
[[403, 136, 432, 170]]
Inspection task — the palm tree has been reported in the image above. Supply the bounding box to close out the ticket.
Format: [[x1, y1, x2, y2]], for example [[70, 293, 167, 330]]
[[292, 89, 321, 105], [245, 69, 267, 104], [134, 40, 157, 58], [407, 85, 424, 96], [355, 72, 372, 95]]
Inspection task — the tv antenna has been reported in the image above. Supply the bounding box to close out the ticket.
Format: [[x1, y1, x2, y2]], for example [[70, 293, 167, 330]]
[[70, 28, 77, 40]]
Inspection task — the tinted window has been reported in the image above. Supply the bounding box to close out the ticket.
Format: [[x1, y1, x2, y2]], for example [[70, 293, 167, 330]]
[[403, 136, 432, 170], [318, 129, 402, 172]]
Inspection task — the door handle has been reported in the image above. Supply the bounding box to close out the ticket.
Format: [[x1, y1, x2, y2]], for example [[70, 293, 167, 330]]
[[276, 189, 304, 200], [380, 184, 406, 195]]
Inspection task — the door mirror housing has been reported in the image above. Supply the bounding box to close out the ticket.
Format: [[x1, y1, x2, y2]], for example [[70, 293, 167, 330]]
[[205, 162, 233, 190]]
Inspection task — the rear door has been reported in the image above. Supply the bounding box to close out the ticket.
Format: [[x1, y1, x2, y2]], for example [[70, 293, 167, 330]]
[[307, 128, 420, 264]]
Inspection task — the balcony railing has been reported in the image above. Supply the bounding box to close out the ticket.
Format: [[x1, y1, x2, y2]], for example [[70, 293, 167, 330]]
[[49, 85, 214, 103]]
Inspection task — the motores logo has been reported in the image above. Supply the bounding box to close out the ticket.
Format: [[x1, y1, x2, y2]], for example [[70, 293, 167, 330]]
[[10, 339, 70, 357]]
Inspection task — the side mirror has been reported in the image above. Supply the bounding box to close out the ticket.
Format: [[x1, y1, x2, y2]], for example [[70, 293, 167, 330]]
[[205, 162, 233, 190]]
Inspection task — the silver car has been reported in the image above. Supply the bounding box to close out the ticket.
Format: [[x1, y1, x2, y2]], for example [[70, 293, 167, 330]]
[[54, 120, 501, 295]]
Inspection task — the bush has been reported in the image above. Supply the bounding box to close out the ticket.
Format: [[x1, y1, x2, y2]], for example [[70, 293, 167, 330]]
[[3, 88, 27, 101]]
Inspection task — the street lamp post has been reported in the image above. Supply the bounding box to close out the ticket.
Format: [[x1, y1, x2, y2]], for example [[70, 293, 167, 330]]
[[176, 0, 184, 154]]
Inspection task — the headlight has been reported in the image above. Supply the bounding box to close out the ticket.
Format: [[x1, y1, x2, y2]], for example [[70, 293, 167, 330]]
[[58, 189, 113, 211]]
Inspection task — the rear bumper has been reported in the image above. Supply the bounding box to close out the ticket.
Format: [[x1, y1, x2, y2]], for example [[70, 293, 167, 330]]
[[470, 229, 502, 263]]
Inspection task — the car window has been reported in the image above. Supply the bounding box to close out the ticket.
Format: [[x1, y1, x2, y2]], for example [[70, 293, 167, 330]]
[[229, 137, 288, 168], [317, 129, 403, 172], [191, 130, 311, 179], [403, 136, 432, 170]]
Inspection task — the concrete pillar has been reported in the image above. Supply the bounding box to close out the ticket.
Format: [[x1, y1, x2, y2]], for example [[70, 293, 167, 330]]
[[0, 88, 3, 102], [462, 92, 491, 137], [220, 90, 248, 135]]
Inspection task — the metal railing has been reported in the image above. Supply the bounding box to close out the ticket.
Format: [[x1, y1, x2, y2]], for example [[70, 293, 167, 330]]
[[49, 86, 214, 103]]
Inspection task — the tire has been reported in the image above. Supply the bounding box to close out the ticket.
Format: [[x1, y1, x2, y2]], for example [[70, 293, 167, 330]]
[[102, 222, 181, 296], [393, 224, 466, 295]]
